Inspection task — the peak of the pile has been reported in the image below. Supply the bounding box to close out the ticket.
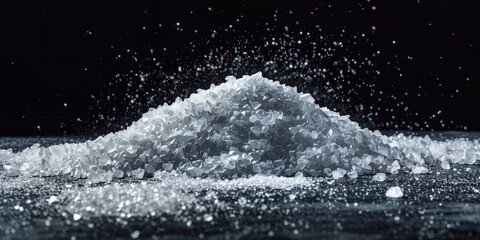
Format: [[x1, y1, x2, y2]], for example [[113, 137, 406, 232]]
[[1, 73, 479, 183]]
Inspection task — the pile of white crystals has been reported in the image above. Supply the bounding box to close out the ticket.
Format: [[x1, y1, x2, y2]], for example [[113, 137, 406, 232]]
[[0, 72, 479, 183]]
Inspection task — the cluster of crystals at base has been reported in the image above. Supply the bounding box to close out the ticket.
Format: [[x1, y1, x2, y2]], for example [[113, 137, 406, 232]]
[[1, 72, 479, 183], [62, 174, 312, 218], [62, 181, 195, 218], [384, 134, 479, 171], [152, 171, 313, 190]]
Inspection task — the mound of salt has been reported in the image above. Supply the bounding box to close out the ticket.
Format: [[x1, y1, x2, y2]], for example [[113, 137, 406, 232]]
[[0, 72, 478, 183]]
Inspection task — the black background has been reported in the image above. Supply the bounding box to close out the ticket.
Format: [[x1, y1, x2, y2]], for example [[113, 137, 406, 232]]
[[1, 0, 479, 136]]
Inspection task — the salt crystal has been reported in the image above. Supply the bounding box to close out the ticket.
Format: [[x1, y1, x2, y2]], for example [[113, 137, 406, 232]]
[[73, 213, 82, 221], [347, 171, 358, 179], [47, 196, 58, 204], [203, 214, 213, 222], [297, 158, 309, 170], [464, 148, 476, 164], [372, 173, 386, 182], [131, 169, 145, 179], [113, 169, 124, 178], [332, 168, 346, 179], [162, 163, 173, 171], [87, 170, 105, 184], [441, 160, 450, 170], [388, 160, 401, 174], [412, 165, 429, 174], [386, 186, 403, 198], [248, 115, 259, 123]]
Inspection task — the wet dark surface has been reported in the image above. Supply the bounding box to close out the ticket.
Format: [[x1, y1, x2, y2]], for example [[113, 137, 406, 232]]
[[1, 133, 480, 240]]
